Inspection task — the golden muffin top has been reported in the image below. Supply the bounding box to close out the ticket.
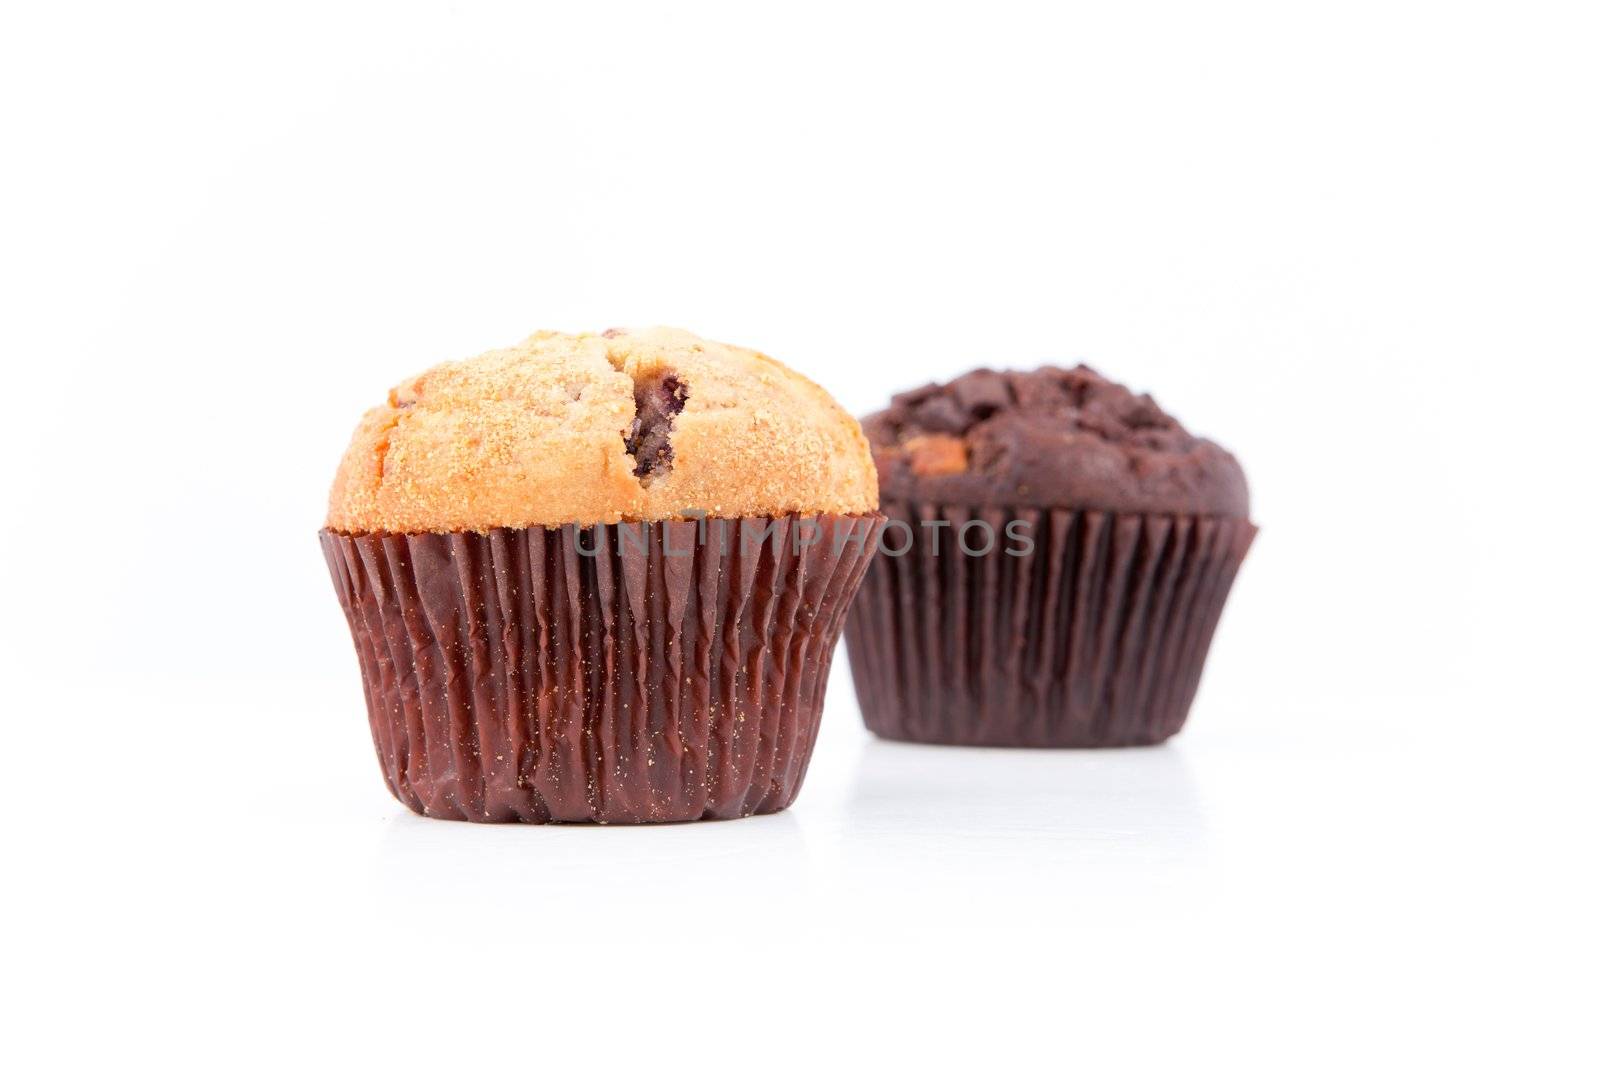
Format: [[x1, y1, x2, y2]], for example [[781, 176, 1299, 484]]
[[327, 326, 878, 533]]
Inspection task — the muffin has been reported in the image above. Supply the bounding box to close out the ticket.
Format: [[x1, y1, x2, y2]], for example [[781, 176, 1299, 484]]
[[843, 365, 1254, 747], [320, 327, 883, 822]]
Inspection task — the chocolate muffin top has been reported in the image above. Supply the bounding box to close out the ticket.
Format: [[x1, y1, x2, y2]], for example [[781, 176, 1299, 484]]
[[327, 327, 878, 533], [861, 365, 1248, 517]]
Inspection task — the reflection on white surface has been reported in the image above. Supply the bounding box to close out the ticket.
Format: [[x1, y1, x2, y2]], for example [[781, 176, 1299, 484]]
[[846, 738, 1205, 843], [838, 740, 1210, 924]]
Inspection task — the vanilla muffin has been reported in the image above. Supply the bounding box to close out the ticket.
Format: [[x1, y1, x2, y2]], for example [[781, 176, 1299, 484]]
[[320, 327, 883, 823]]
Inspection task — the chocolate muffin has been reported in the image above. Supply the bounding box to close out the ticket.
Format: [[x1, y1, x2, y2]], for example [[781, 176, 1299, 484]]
[[321, 327, 883, 822], [843, 365, 1254, 747]]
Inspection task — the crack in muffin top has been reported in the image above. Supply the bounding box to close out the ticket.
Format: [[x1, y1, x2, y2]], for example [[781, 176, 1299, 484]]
[[862, 365, 1249, 517], [327, 327, 878, 532]]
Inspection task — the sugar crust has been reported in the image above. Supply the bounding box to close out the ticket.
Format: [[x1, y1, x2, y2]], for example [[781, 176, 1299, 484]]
[[327, 327, 879, 532]]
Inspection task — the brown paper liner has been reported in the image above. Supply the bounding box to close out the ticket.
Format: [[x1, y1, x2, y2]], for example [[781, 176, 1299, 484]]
[[321, 514, 883, 823], [843, 503, 1255, 747]]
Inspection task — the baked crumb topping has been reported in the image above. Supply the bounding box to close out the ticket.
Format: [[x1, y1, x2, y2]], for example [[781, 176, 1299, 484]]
[[327, 327, 878, 532]]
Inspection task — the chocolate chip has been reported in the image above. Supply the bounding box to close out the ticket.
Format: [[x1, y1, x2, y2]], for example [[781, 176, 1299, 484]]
[[891, 383, 943, 407], [951, 371, 1012, 420], [913, 394, 971, 434], [623, 371, 688, 483]]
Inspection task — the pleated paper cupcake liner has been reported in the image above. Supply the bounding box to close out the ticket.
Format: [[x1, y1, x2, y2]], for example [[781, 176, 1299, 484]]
[[321, 514, 883, 823], [843, 502, 1255, 747]]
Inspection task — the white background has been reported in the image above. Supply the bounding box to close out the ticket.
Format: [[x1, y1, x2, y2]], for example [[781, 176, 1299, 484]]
[[4, 2, 1596, 1062]]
